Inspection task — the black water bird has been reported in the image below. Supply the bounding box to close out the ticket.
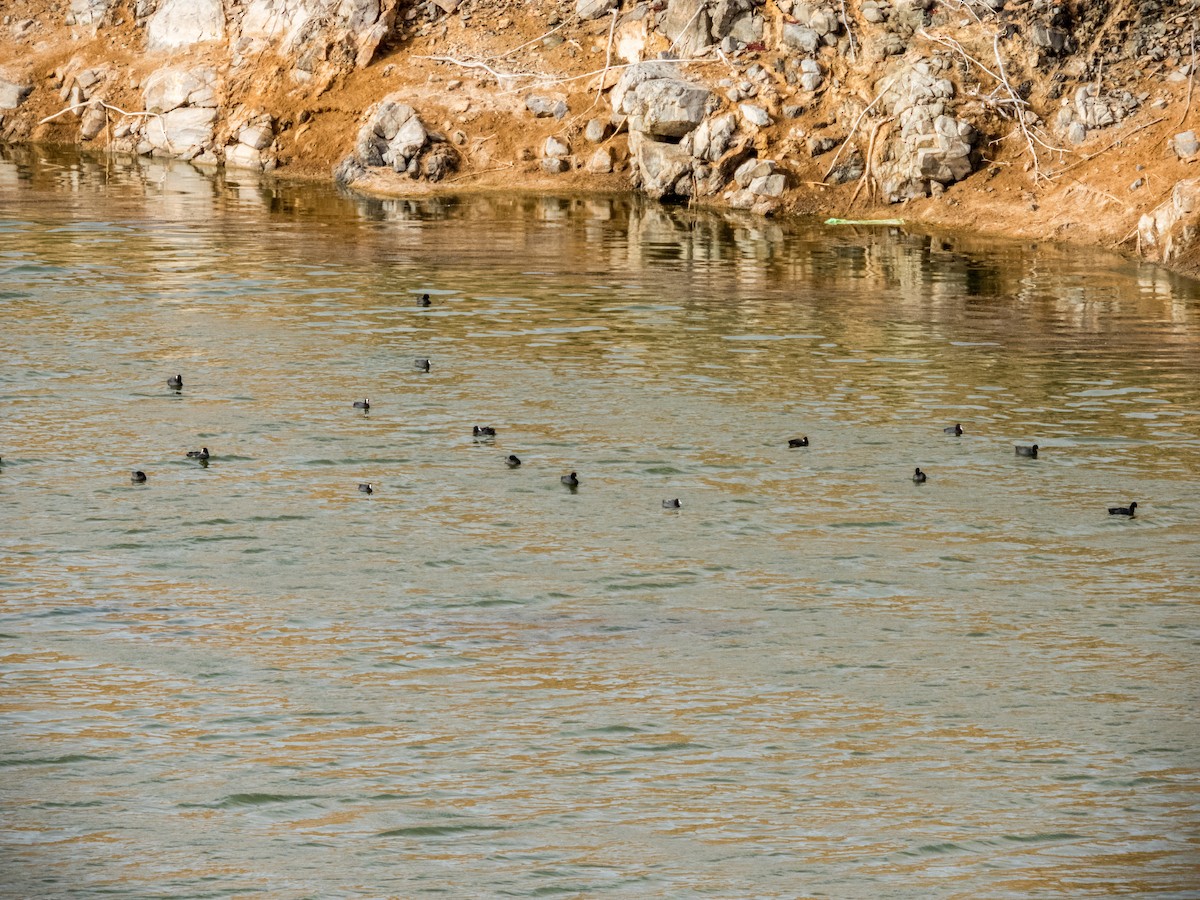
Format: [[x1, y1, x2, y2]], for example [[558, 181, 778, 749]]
[[167, 374, 183, 389], [474, 425, 497, 438], [1108, 501, 1137, 517], [353, 398, 370, 410], [944, 423, 963, 436], [663, 498, 682, 509], [912, 467, 927, 483], [358, 483, 374, 494], [414, 358, 431, 371], [506, 455, 522, 468], [788, 437, 809, 448], [186, 447, 210, 460], [131, 470, 147, 483], [561, 472, 579, 488], [1015, 443, 1039, 458], [417, 293, 431, 306]]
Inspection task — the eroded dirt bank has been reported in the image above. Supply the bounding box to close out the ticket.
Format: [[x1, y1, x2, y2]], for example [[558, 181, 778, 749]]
[[1, 0, 1198, 277]]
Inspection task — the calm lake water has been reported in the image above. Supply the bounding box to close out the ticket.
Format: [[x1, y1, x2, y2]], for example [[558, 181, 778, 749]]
[[1, 146, 1198, 898]]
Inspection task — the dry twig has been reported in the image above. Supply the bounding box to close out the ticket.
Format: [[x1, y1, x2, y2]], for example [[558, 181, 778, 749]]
[[823, 75, 899, 182], [1046, 116, 1165, 178], [1177, 23, 1196, 129], [38, 100, 161, 126], [593, 8, 619, 99], [416, 55, 541, 85]]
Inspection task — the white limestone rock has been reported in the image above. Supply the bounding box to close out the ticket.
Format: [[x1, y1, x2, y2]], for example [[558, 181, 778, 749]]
[[143, 106, 218, 159], [147, 0, 226, 52], [142, 67, 220, 114]]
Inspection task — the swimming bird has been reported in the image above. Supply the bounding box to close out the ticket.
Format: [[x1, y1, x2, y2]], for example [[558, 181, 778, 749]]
[[561, 472, 579, 487], [788, 437, 809, 448], [912, 467, 927, 483], [131, 470, 147, 483], [186, 447, 210, 460], [506, 455, 522, 468], [414, 358, 431, 371], [167, 374, 183, 389], [944, 423, 963, 436], [1015, 444, 1039, 458], [358, 483, 374, 494], [473, 425, 497, 438], [353, 398, 370, 410], [417, 293, 431, 306], [1108, 501, 1137, 517], [663, 498, 682, 509]]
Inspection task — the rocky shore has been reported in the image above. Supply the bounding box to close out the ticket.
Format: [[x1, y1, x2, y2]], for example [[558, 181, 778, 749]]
[[2, 0, 1198, 277]]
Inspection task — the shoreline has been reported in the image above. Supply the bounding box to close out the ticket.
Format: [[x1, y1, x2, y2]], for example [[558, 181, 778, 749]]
[[2, 0, 1197, 280]]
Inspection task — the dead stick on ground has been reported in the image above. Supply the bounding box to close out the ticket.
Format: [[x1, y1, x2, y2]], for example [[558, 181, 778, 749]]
[[823, 75, 898, 182], [416, 55, 540, 84], [592, 8, 619, 101], [849, 117, 890, 208], [1046, 116, 1165, 178], [839, 0, 856, 60], [991, 31, 1045, 181], [483, 19, 571, 61], [38, 100, 161, 126], [1177, 23, 1196, 128]]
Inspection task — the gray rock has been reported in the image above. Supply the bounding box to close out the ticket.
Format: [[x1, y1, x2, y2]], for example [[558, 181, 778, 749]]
[[729, 13, 763, 44], [749, 172, 786, 197], [739, 103, 771, 127], [79, 100, 107, 140], [662, 0, 712, 55], [808, 135, 839, 156], [577, 0, 616, 20], [614, 63, 717, 139], [800, 72, 823, 92], [709, 0, 741, 39], [526, 95, 568, 119], [544, 136, 571, 158], [629, 130, 693, 199], [880, 33, 906, 56], [690, 111, 737, 162], [1030, 23, 1069, 55], [782, 104, 805, 119], [587, 147, 613, 173], [781, 24, 821, 53], [422, 145, 457, 181], [584, 118, 608, 143], [387, 116, 428, 169], [1174, 131, 1199, 159], [143, 106, 218, 158], [1068, 121, 1087, 144], [146, 0, 225, 52], [862, 1, 886, 24], [541, 157, 569, 174], [373, 100, 419, 141], [828, 153, 864, 185], [734, 158, 775, 187], [0, 77, 33, 110], [808, 7, 840, 37]]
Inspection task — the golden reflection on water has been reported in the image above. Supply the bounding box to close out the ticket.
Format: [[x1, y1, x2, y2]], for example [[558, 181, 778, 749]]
[[1, 147, 1199, 897]]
